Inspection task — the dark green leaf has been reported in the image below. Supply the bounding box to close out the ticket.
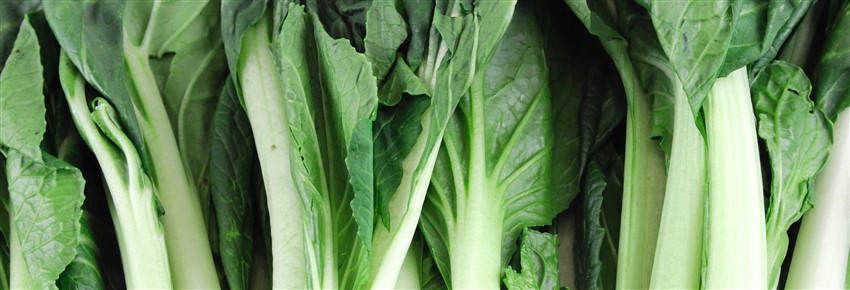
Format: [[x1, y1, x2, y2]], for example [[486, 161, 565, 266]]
[[210, 78, 255, 290], [814, 1, 850, 120], [403, 0, 434, 70], [0, 0, 41, 71]]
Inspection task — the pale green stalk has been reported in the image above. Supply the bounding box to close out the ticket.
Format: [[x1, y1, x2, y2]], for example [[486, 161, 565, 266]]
[[237, 18, 312, 289], [448, 74, 503, 290], [604, 48, 667, 290], [703, 67, 767, 289], [649, 79, 705, 289]]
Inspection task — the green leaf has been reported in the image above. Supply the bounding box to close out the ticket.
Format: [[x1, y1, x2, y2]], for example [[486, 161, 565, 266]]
[[370, 1, 517, 288], [722, 0, 813, 76], [0, 17, 45, 161], [151, 1, 228, 218], [372, 96, 430, 227], [565, 1, 669, 288], [210, 78, 255, 290], [365, 0, 408, 82], [814, 2, 850, 120], [644, 0, 737, 114], [402, 0, 435, 70], [543, 0, 625, 210], [576, 146, 623, 290], [57, 212, 105, 290], [377, 58, 431, 105], [1, 18, 86, 290], [504, 229, 561, 290], [751, 61, 832, 289], [747, 0, 814, 76], [6, 153, 85, 290]]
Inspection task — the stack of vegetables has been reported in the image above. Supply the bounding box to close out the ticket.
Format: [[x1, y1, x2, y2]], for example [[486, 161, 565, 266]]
[[0, 0, 847, 289]]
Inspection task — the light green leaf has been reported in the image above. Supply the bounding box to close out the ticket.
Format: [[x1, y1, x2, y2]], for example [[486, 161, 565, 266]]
[[0, 17, 45, 160], [1, 18, 86, 290], [6, 153, 85, 290], [266, 5, 378, 288], [751, 61, 831, 289]]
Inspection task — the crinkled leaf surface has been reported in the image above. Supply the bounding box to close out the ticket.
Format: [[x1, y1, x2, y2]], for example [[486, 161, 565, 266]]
[[503, 229, 561, 290]]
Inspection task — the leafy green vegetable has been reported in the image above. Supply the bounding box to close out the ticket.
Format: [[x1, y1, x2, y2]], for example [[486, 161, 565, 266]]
[[59, 52, 172, 289], [43, 1, 227, 287], [642, 0, 736, 113], [420, 3, 565, 288]]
